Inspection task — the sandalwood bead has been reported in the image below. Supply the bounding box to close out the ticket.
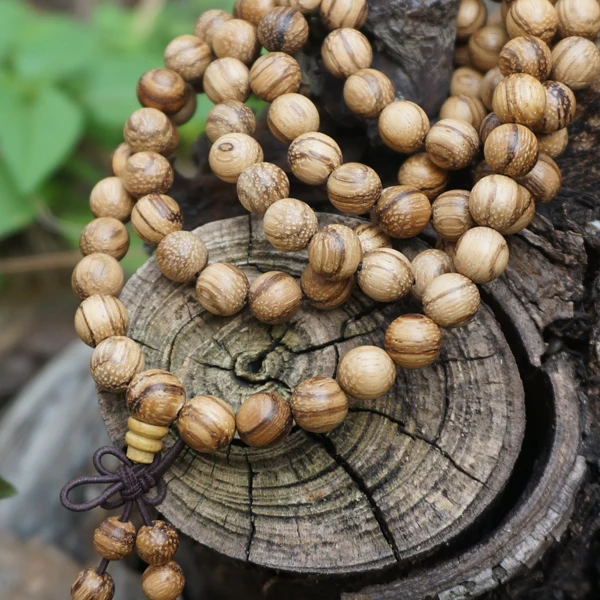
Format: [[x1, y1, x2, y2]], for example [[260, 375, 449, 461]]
[[93, 517, 136, 561], [72, 254, 124, 300], [432, 189, 474, 241], [206, 100, 256, 142], [498, 35, 552, 81], [250, 52, 302, 102], [450, 67, 484, 98], [90, 177, 135, 222], [481, 66, 504, 111], [111, 143, 133, 178], [236, 392, 293, 447], [551, 36, 600, 90], [456, 0, 488, 41], [357, 248, 414, 302], [122, 152, 174, 198], [492, 73, 547, 126], [124, 108, 179, 156], [518, 152, 562, 204], [75, 295, 129, 347], [479, 112, 501, 146], [506, 0, 558, 43], [137, 69, 186, 116], [141, 561, 185, 600], [290, 377, 348, 433], [337, 346, 396, 401], [454, 44, 472, 68], [454, 226, 510, 283], [532, 80, 576, 133], [194, 10, 233, 46], [501, 187, 535, 235], [209, 133, 264, 183], [196, 263, 249, 316], [71, 569, 114, 600], [136, 521, 179, 566], [327, 162, 382, 215], [411, 249, 455, 301], [258, 7, 309, 54], [484, 123, 539, 178], [267, 93, 320, 144], [90, 336, 145, 392], [288, 132, 343, 185], [422, 272, 481, 328], [301, 264, 354, 309], [156, 231, 208, 283], [308, 224, 363, 280], [556, 0, 600, 39], [425, 119, 479, 171], [178, 395, 236, 452], [322, 28, 373, 78], [536, 127, 568, 157], [278, 0, 321, 13], [171, 85, 197, 126], [384, 314, 442, 369], [468, 25, 508, 72], [249, 271, 303, 324], [263, 198, 318, 251], [353, 223, 392, 255], [375, 185, 431, 239], [439, 95, 487, 130], [344, 69, 395, 119], [237, 162, 290, 214], [131, 194, 183, 245], [203, 58, 251, 104], [398, 153, 449, 201], [80, 218, 129, 260], [126, 417, 169, 464], [164, 35, 211, 85], [320, 0, 368, 30], [236, 0, 277, 25], [378, 101, 430, 154], [213, 19, 260, 65]]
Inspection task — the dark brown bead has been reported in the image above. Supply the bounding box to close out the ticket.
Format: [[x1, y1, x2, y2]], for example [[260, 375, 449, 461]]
[[136, 520, 179, 566], [258, 7, 309, 54], [71, 568, 114, 600], [236, 392, 293, 447], [137, 68, 187, 115], [93, 517, 136, 561]]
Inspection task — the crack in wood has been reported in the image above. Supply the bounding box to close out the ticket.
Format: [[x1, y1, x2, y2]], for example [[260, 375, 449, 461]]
[[245, 451, 256, 562]]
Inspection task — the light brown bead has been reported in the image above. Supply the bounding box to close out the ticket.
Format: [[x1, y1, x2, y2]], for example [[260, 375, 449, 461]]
[[439, 95, 487, 131], [164, 35, 211, 85], [258, 7, 309, 54], [111, 143, 133, 178], [343, 69, 395, 119], [71, 569, 114, 600], [90, 177, 135, 222], [80, 218, 129, 260], [422, 272, 481, 328], [384, 314, 442, 369], [532, 80, 576, 133], [551, 36, 600, 90], [378, 100, 430, 154], [468, 25, 508, 72], [122, 152, 174, 198], [320, 0, 368, 30], [93, 517, 136, 561], [126, 417, 169, 464], [357, 248, 413, 302], [141, 561, 185, 600], [249, 52, 302, 102], [327, 163, 382, 215], [337, 346, 396, 400], [506, 0, 558, 43], [249, 271, 303, 324], [137, 69, 186, 116], [411, 249, 455, 301], [536, 127, 568, 157], [196, 263, 249, 316], [136, 521, 179, 566], [213, 19, 260, 65], [556, 0, 600, 39], [263, 198, 318, 251], [156, 231, 208, 282], [290, 376, 348, 433], [178, 395, 236, 452], [236, 392, 293, 447], [454, 226, 510, 283], [308, 224, 363, 280], [90, 336, 145, 392], [170, 85, 197, 126], [300, 264, 353, 309], [397, 153, 449, 201], [484, 123, 539, 178], [425, 119, 479, 171], [501, 186, 535, 235], [278, 0, 321, 13], [235, 0, 277, 25], [375, 185, 431, 239], [206, 100, 256, 142], [492, 73, 547, 127], [72, 253, 124, 300], [75, 295, 129, 348], [267, 93, 320, 144], [498, 35, 552, 81], [209, 133, 264, 183], [288, 132, 343, 185], [237, 162, 290, 214], [353, 223, 392, 255], [454, 44, 472, 68], [432, 189, 474, 241], [479, 112, 502, 145], [456, 0, 488, 40], [518, 152, 561, 204], [131, 194, 183, 245], [203, 58, 251, 104], [194, 10, 233, 47], [481, 66, 504, 111], [450, 67, 484, 98], [322, 28, 372, 78]]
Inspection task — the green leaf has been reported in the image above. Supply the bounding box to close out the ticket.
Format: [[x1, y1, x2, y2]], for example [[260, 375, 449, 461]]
[[0, 0, 30, 61], [0, 161, 36, 239], [0, 476, 16, 499]]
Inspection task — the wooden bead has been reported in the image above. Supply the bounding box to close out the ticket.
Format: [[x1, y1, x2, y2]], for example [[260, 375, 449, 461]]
[[439, 95, 487, 130], [411, 249, 455, 301], [90, 336, 145, 392], [288, 132, 343, 185], [194, 9, 233, 46], [481, 66, 504, 111], [263, 198, 318, 251], [301, 264, 353, 309], [237, 162, 290, 214], [111, 143, 133, 178], [556, 0, 600, 39], [93, 517, 136, 561], [492, 73, 547, 127], [71, 569, 114, 600], [308, 224, 362, 280], [203, 58, 251, 104], [501, 186, 535, 235], [249, 271, 303, 324], [454, 226, 510, 283], [532, 80, 576, 133], [479, 112, 502, 145], [267, 93, 320, 144], [126, 417, 169, 464], [422, 272, 481, 328], [72, 253, 124, 300], [90, 177, 135, 222], [322, 28, 373, 78], [156, 231, 208, 282], [536, 127, 568, 157], [473, 159, 495, 183], [384, 314, 442, 369], [468, 25, 508, 72], [498, 35, 552, 81], [75, 295, 129, 348], [196, 263, 249, 316], [206, 100, 256, 142], [450, 67, 483, 98], [343, 69, 395, 119], [249, 52, 301, 102], [122, 152, 174, 198], [141, 561, 185, 600], [235, 0, 277, 25], [551, 36, 600, 90], [506, 0, 558, 43], [378, 100, 430, 154], [277, 0, 321, 14], [290, 377, 348, 433], [236, 392, 293, 447], [432, 189, 474, 241], [136, 521, 179, 566], [456, 0, 488, 41], [170, 85, 197, 126], [178, 395, 236, 452], [137, 69, 186, 116], [320, 0, 368, 30], [131, 194, 183, 245], [258, 7, 309, 54], [454, 44, 472, 68], [426, 119, 479, 171], [337, 346, 396, 400], [327, 163, 382, 215], [397, 153, 449, 201], [518, 152, 561, 204], [375, 185, 431, 238], [484, 123, 539, 178], [209, 133, 264, 183], [164, 35, 211, 85], [80, 218, 129, 260], [357, 248, 413, 302], [213, 19, 260, 64], [353, 223, 391, 255]]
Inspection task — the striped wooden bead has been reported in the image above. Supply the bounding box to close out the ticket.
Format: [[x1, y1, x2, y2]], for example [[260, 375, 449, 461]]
[[353, 223, 392, 255], [141, 561, 185, 600], [411, 249, 455, 301], [378, 100, 430, 154], [288, 133, 343, 185], [206, 100, 257, 142], [137, 68, 187, 115], [250, 52, 302, 102], [320, 0, 368, 30], [454, 227, 510, 283], [384, 314, 442, 369], [196, 263, 249, 316], [498, 35, 552, 81], [122, 152, 174, 198], [357, 248, 414, 303], [484, 123, 539, 178], [72, 254, 124, 300], [263, 198, 318, 251], [93, 517, 136, 561], [344, 68, 395, 119], [257, 7, 309, 54], [90, 337, 145, 393], [327, 163, 382, 215], [90, 177, 135, 222], [374, 186, 431, 238], [136, 521, 179, 566], [236, 392, 293, 447], [237, 162, 290, 214], [308, 224, 363, 281], [131, 194, 183, 245], [425, 119, 479, 171], [532, 80, 577, 133], [164, 35, 211, 85], [156, 231, 209, 283], [124, 108, 179, 156], [301, 264, 354, 310], [422, 272, 481, 328], [80, 218, 130, 260], [74, 295, 129, 348], [290, 377, 349, 433], [397, 153, 449, 201], [337, 346, 396, 401], [71, 569, 114, 600], [322, 28, 373, 78], [249, 271, 303, 324], [518, 153, 562, 204], [431, 189, 474, 242], [267, 93, 320, 144], [439, 95, 487, 130], [203, 58, 251, 104]]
